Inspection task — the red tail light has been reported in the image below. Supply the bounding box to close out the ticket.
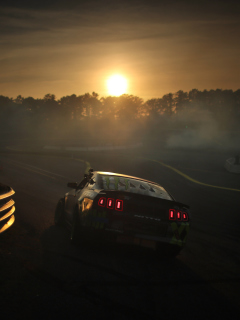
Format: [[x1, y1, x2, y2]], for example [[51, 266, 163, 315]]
[[98, 197, 124, 211], [169, 209, 175, 220], [98, 197, 106, 207], [169, 209, 189, 221], [107, 198, 114, 209], [115, 199, 123, 211], [182, 212, 189, 221], [177, 211, 182, 220]]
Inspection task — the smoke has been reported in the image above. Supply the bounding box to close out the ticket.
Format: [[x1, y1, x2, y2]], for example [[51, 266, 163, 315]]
[[166, 107, 222, 149]]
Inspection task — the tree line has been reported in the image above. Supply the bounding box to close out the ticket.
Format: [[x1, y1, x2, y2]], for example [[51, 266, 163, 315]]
[[0, 89, 239, 137]]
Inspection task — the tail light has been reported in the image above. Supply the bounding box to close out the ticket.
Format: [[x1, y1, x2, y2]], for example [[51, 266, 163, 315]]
[[169, 209, 189, 221], [115, 199, 123, 211], [177, 211, 182, 220], [98, 197, 106, 207], [98, 197, 123, 211], [169, 209, 175, 220], [107, 198, 114, 209], [182, 212, 189, 221]]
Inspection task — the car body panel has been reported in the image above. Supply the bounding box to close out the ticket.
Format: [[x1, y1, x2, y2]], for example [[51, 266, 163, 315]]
[[59, 171, 191, 250]]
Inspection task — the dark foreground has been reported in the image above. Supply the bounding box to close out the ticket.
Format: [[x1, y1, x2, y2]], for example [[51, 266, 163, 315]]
[[0, 145, 240, 319]]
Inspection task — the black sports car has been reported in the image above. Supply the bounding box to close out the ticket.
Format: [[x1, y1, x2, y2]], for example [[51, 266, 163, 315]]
[[55, 169, 190, 255], [0, 183, 15, 233]]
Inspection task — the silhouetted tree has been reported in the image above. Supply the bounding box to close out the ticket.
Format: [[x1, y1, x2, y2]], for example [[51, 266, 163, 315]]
[[14, 95, 24, 105], [100, 96, 119, 118], [59, 94, 80, 120], [0, 95, 12, 109], [234, 89, 240, 117], [1, 88, 240, 136], [81, 92, 101, 118], [162, 93, 174, 116], [116, 94, 143, 120], [189, 89, 200, 102], [174, 90, 188, 112], [0, 95, 14, 124]]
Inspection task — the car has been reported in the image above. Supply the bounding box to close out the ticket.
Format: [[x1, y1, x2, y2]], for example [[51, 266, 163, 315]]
[[0, 183, 15, 233], [54, 169, 190, 255]]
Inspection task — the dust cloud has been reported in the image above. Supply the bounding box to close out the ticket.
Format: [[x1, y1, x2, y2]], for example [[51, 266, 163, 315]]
[[165, 108, 225, 149]]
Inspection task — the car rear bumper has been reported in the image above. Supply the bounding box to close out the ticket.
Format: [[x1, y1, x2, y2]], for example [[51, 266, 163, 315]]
[[94, 221, 190, 250]]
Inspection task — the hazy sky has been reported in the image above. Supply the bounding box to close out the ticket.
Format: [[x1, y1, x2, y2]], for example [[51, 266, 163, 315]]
[[1, 0, 240, 101]]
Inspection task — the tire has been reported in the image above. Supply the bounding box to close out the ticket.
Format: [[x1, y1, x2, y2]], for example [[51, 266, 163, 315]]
[[70, 207, 82, 245], [54, 198, 65, 226]]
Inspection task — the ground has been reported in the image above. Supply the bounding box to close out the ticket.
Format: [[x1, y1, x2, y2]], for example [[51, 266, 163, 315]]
[[0, 142, 240, 319]]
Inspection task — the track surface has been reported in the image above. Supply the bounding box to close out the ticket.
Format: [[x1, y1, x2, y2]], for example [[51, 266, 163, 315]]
[[0, 147, 240, 319]]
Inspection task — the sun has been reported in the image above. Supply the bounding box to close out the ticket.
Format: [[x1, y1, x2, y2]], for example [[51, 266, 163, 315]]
[[107, 74, 128, 96]]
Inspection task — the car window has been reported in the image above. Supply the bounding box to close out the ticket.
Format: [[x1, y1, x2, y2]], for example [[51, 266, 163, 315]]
[[99, 175, 172, 200]]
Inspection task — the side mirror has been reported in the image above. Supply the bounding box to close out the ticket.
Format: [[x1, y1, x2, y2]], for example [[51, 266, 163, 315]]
[[89, 178, 95, 185], [67, 182, 78, 189]]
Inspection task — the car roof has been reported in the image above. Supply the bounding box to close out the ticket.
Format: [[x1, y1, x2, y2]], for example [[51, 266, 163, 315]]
[[95, 171, 161, 187], [95, 171, 173, 200]]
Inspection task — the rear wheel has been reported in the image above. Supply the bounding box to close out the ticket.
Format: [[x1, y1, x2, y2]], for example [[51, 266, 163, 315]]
[[54, 198, 65, 226]]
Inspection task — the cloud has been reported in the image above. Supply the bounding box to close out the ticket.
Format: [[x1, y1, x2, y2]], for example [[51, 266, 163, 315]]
[[0, 1, 239, 49], [0, 1, 239, 99]]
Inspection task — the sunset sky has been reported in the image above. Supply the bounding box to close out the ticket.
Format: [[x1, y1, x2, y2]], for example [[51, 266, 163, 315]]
[[1, 0, 239, 101]]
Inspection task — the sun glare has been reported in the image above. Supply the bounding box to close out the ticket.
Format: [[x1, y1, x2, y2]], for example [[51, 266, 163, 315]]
[[107, 74, 127, 96]]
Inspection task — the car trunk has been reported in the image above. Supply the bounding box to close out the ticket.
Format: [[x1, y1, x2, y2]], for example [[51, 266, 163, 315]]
[[94, 190, 174, 237]]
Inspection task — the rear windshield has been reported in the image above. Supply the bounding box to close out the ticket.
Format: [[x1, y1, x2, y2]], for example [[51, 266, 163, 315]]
[[99, 175, 172, 200]]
